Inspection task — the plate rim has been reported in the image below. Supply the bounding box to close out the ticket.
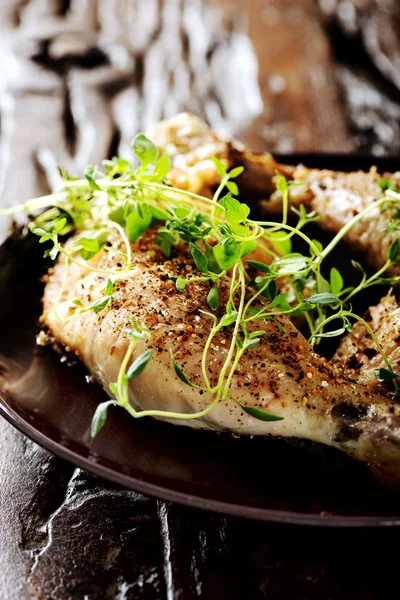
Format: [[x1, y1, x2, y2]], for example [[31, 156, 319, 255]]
[[1, 395, 400, 528], [2, 152, 400, 528]]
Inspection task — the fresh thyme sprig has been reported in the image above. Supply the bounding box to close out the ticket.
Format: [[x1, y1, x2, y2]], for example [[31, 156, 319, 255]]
[[2, 133, 400, 436]]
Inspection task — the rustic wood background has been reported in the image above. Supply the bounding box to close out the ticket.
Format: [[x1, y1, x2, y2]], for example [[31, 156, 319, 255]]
[[1, 1, 400, 598]]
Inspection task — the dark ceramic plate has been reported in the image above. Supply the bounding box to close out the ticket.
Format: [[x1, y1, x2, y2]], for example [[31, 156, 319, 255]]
[[1, 154, 400, 527]]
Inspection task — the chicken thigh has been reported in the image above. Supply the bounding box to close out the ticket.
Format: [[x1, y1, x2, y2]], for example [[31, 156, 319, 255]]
[[150, 113, 400, 275], [42, 228, 400, 487]]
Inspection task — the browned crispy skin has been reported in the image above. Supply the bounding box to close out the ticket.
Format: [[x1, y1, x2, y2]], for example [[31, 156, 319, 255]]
[[333, 294, 400, 394], [330, 293, 400, 487], [149, 112, 292, 198], [150, 113, 400, 275]]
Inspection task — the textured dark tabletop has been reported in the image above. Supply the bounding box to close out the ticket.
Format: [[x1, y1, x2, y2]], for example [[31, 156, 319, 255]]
[[1, 1, 400, 598]]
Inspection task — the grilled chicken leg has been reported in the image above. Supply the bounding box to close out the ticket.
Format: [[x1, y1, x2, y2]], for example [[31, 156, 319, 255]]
[[150, 113, 400, 275], [42, 228, 400, 487], [333, 293, 400, 394]]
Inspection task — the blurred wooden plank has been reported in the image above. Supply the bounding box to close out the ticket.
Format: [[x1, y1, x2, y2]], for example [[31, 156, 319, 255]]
[[319, 0, 400, 154], [0, 0, 23, 28], [337, 66, 400, 155], [101, 0, 265, 142], [218, 0, 353, 152], [319, 0, 400, 92], [0, 92, 68, 241]]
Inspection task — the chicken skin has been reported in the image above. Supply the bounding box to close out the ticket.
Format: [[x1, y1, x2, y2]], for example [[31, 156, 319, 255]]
[[150, 113, 400, 275], [333, 294, 400, 393], [42, 228, 400, 487]]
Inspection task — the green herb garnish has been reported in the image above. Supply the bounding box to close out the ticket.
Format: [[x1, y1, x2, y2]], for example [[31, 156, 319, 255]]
[[2, 133, 400, 434]]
